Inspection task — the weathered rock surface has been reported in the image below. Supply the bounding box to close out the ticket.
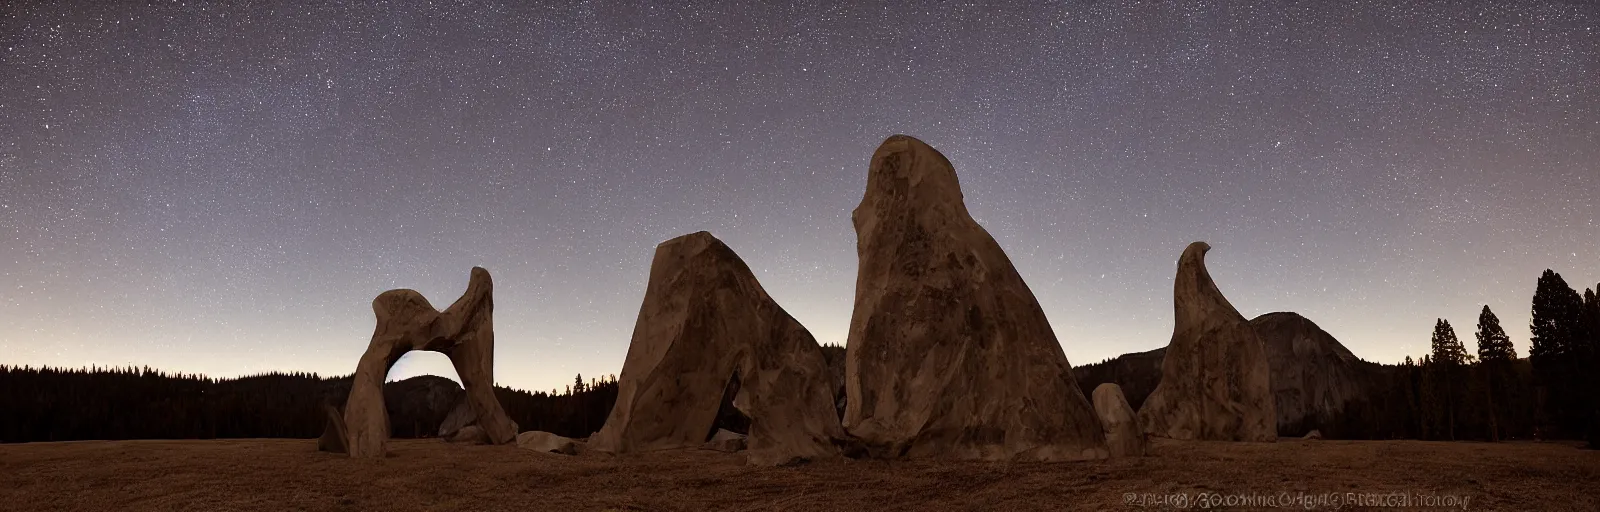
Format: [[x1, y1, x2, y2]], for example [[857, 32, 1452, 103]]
[[843, 135, 1107, 461], [1137, 242, 1276, 442], [589, 232, 845, 466], [1092, 384, 1145, 457], [703, 429, 748, 453], [518, 431, 580, 455], [1249, 312, 1385, 436], [335, 268, 519, 458]]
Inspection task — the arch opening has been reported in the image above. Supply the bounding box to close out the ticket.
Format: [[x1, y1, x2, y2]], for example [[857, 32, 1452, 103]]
[[707, 366, 751, 440], [383, 352, 466, 439]]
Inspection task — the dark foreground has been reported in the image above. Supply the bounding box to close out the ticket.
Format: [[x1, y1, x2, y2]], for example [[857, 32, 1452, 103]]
[[1, 437, 1595, 511]]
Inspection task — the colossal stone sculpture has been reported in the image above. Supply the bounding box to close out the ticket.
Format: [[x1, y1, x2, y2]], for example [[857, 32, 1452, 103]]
[[589, 232, 845, 466], [1092, 383, 1146, 457], [330, 267, 519, 458], [843, 135, 1107, 461], [1137, 242, 1276, 442]]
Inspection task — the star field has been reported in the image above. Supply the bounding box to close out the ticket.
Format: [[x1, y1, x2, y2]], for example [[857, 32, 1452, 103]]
[[2, 2, 1596, 392]]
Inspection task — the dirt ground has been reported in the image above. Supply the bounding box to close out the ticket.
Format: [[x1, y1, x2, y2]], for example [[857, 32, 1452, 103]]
[[1, 437, 1594, 511]]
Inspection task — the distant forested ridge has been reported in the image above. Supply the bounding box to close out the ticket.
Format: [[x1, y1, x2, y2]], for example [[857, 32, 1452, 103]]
[[0, 365, 617, 443]]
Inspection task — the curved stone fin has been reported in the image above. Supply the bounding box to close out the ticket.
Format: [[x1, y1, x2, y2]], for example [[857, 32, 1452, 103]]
[[1174, 241, 1245, 328], [1139, 242, 1276, 442]]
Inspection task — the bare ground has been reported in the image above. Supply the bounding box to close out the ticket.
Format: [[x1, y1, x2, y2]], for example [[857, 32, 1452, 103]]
[[1, 437, 1595, 511]]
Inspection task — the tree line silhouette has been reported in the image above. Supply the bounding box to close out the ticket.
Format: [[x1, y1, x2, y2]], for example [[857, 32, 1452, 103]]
[[2, 269, 1594, 446], [1286, 268, 1598, 446], [0, 365, 618, 443]]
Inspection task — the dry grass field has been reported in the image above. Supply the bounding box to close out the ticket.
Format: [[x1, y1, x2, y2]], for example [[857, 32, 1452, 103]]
[[1, 437, 1595, 511]]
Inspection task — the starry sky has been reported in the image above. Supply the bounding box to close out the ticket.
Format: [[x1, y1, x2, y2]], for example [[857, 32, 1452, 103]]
[[2, 2, 1596, 393]]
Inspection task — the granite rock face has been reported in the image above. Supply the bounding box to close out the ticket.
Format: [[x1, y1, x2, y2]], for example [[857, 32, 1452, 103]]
[[1249, 312, 1384, 436], [1137, 243, 1276, 442], [1092, 384, 1146, 457], [842, 135, 1107, 461], [589, 232, 845, 466], [334, 268, 519, 458]]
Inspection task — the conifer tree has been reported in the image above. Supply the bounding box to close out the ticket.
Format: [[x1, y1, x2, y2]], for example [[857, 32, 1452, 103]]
[[1475, 306, 1515, 441], [1581, 288, 1600, 448], [1476, 306, 1516, 363], [1431, 319, 1469, 366], [1427, 319, 1469, 439], [1530, 270, 1581, 363], [1530, 270, 1585, 435]]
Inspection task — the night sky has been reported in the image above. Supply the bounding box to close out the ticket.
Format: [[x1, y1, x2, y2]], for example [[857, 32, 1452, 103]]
[[2, 2, 1596, 393]]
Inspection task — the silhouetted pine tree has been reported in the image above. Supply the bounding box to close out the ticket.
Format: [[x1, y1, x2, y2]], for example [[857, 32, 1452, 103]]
[[1394, 356, 1424, 439], [1427, 319, 1469, 440], [1418, 354, 1443, 439], [0, 366, 619, 443], [1476, 305, 1517, 441], [1477, 306, 1517, 362], [1432, 319, 1470, 366], [1581, 287, 1600, 448], [1530, 270, 1586, 436]]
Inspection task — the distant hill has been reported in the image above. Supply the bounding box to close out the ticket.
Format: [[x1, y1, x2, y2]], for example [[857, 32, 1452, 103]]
[[376, 375, 464, 438], [1249, 312, 1389, 436]]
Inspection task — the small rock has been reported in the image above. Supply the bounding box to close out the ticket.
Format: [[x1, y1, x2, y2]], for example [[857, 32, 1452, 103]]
[[437, 399, 476, 438], [702, 429, 748, 453], [316, 404, 347, 454], [518, 431, 581, 455], [1093, 383, 1146, 457], [445, 425, 489, 445]]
